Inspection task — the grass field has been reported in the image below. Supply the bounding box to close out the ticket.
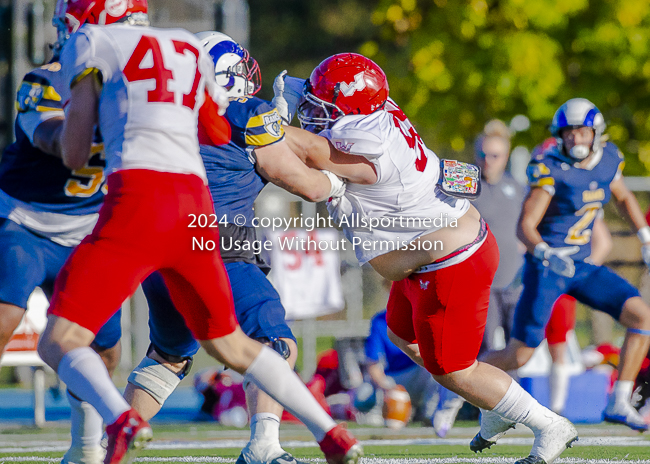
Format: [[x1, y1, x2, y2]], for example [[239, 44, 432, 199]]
[[2, 421, 650, 464]]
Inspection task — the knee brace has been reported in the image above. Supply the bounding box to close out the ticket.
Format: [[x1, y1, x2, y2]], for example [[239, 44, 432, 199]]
[[271, 338, 291, 360], [127, 354, 193, 405]]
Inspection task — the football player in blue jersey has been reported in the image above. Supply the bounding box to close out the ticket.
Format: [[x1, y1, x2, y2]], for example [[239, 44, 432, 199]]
[[480, 98, 650, 437], [119, 32, 351, 464], [0, 25, 122, 464]]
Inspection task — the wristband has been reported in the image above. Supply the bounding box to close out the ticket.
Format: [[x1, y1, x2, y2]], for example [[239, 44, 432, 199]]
[[533, 242, 549, 261], [638, 226, 650, 244]]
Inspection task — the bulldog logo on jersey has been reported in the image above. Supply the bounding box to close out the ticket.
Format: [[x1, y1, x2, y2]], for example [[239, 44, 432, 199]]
[[263, 111, 282, 138], [105, 0, 128, 17], [340, 72, 366, 97]]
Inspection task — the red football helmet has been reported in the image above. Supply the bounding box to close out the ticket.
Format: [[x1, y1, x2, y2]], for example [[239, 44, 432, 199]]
[[298, 53, 389, 132], [53, 0, 148, 52]]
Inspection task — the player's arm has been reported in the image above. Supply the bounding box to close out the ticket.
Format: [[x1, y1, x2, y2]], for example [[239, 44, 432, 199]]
[[33, 116, 65, 158], [610, 176, 649, 234], [516, 187, 553, 254], [255, 140, 336, 202], [60, 71, 101, 170], [283, 125, 377, 185], [366, 362, 395, 390]]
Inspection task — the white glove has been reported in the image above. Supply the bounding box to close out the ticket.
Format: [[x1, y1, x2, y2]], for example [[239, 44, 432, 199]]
[[534, 242, 580, 278], [272, 70, 306, 125], [322, 170, 346, 199], [638, 226, 650, 269]]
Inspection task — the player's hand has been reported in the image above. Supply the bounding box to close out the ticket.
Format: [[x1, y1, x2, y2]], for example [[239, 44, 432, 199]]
[[323, 170, 346, 199], [272, 70, 306, 125], [534, 242, 579, 278]]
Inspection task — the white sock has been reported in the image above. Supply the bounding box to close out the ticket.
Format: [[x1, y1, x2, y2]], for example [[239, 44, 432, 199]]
[[611, 380, 634, 405], [492, 379, 555, 433], [58, 347, 129, 425], [250, 413, 281, 443], [549, 363, 570, 414], [244, 346, 336, 441], [67, 390, 104, 450]]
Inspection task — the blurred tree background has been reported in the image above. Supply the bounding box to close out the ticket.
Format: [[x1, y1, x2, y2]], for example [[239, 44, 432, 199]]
[[249, 0, 650, 175]]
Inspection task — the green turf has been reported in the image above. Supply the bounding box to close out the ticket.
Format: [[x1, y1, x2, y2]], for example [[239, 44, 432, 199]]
[[3, 444, 650, 463]]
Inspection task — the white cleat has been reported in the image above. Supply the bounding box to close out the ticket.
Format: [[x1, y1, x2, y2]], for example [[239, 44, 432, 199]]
[[603, 399, 649, 432], [433, 396, 465, 438], [515, 415, 578, 464], [60, 446, 105, 464], [236, 440, 310, 464], [469, 409, 515, 452]]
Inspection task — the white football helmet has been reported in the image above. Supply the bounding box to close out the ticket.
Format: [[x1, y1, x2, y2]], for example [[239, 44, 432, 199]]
[[550, 98, 606, 160], [196, 31, 261, 99]]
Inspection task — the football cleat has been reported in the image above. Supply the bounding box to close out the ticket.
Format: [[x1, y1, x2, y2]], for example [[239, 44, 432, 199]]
[[433, 396, 464, 438], [319, 424, 363, 464], [104, 409, 152, 464], [603, 399, 649, 432], [515, 415, 578, 464], [469, 409, 516, 453], [60, 446, 105, 464], [235, 451, 310, 464]]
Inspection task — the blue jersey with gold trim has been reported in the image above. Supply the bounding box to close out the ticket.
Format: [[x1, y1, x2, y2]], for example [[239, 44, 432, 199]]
[[0, 62, 105, 215], [201, 96, 284, 224], [526, 142, 624, 261]]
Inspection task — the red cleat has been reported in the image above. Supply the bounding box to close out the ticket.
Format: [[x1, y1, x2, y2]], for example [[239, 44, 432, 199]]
[[104, 409, 153, 464], [319, 424, 363, 464]]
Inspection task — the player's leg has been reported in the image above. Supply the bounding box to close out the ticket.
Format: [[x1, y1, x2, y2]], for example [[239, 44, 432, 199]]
[[0, 218, 49, 356], [571, 264, 650, 430], [37, 171, 191, 463], [160, 259, 362, 464], [545, 295, 576, 415], [62, 314, 122, 464], [122, 272, 198, 421], [481, 254, 566, 371], [224, 262, 305, 464], [408, 232, 576, 464]]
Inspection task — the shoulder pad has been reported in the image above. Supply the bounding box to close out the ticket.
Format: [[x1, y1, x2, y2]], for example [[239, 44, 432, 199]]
[[244, 100, 284, 147], [16, 67, 63, 113], [323, 111, 387, 158]]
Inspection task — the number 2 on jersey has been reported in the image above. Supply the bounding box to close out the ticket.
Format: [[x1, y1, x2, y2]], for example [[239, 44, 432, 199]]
[[123, 36, 201, 110], [565, 202, 601, 245]]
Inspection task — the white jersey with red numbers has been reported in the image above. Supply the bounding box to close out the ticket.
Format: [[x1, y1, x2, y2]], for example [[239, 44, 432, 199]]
[[323, 98, 470, 264], [60, 24, 222, 182]]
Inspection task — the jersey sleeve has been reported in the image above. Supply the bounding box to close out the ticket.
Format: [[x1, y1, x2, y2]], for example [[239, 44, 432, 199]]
[[527, 158, 556, 196], [60, 28, 108, 91], [15, 66, 65, 144], [320, 111, 387, 158], [614, 147, 625, 182], [243, 100, 285, 148]]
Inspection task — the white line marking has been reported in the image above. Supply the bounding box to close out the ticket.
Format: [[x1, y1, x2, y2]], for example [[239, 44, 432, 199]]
[[5, 458, 650, 464]]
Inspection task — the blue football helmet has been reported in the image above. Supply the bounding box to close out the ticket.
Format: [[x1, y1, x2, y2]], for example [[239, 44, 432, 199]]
[[196, 31, 261, 99], [550, 98, 606, 160]]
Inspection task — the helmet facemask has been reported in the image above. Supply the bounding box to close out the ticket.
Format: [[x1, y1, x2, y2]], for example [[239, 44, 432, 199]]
[[298, 84, 344, 133], [214, 49, 261, 99]]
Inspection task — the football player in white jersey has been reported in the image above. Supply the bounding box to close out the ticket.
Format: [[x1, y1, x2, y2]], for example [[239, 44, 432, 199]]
[[274, 53, 577, 464], [36, 2, 361, 464]]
